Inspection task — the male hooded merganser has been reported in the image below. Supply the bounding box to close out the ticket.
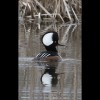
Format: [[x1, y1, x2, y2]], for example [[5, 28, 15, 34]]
[[34, 31, 64, 62]]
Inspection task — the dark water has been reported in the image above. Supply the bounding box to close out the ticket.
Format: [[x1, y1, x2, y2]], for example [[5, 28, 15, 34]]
[[19, 22, 81, 100]]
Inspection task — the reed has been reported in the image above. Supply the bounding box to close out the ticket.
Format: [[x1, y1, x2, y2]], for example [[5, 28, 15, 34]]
[[19, 0, 81, 23]]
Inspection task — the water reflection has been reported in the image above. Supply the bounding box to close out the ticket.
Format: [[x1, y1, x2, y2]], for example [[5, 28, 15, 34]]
[[19, 20, 81, 100], [19, 58, 81, 100], [41, 67, 59, 87], [41, 64, 63, 93], [40, 61, 64, 86]]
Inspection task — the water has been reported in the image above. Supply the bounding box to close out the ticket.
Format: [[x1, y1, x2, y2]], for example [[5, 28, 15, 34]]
[[19, 21, 81, 100]]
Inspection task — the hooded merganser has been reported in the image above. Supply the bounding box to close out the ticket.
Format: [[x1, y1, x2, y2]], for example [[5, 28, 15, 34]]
[[34, 31, 64, 62]]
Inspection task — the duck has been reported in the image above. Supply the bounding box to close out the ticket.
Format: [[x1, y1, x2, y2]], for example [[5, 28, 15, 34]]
[[34, 31, 64, 62]]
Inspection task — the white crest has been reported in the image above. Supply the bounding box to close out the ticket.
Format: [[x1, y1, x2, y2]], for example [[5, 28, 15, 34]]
[[42, 33, 53, 46], [42, 73, 52, 86]]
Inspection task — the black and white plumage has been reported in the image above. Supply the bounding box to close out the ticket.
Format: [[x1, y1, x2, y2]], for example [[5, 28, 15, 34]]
[[41, 31, 64, 52], [35, 51, 58, 60], [41, 67, 59, 86], [34, 31, 64, 61]]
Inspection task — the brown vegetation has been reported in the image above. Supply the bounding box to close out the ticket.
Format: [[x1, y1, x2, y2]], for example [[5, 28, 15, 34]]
[[19, 0, 81, 23]]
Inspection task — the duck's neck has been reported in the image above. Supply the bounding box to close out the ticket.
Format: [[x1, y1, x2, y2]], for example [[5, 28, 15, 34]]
[[45, 46, 58, 52]]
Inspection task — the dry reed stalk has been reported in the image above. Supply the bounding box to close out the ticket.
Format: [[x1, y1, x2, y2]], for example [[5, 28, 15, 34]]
[[53, 0, 60, 16], [57, 23, 75, 32], [23, 22, 31, 43], [58, 14, 65, 23], [63, 0, 72, 22], [34, 0, 53, 18], [41, 24, 54, 34], [22, 3, 27, 17], [69, 24, 78, 45], [27, 2, 31, 11], [61, 24, 72, 44], [71, 24, 77, 33], [52, 24, 57, 32], [37, 23, 40, 29], [53, 0, 64, 22], [71, 6, 79, 22], [31, 2, 38, 14], [23, 22, 27, 34], [58, 0, 60, 14]]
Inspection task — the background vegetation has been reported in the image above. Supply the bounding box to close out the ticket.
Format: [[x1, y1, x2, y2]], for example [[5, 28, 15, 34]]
[[19, 0, 81, 23]]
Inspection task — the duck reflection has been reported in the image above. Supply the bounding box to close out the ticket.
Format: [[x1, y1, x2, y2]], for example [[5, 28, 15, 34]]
[[41, 66, 59, 87], [39, 61, 64, 93]]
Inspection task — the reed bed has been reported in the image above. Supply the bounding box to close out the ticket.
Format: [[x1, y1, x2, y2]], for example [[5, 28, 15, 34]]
[[19, 0, 81, 23]]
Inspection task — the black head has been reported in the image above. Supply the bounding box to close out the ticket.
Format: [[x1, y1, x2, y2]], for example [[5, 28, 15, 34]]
[[41, 31, 64, 52]]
